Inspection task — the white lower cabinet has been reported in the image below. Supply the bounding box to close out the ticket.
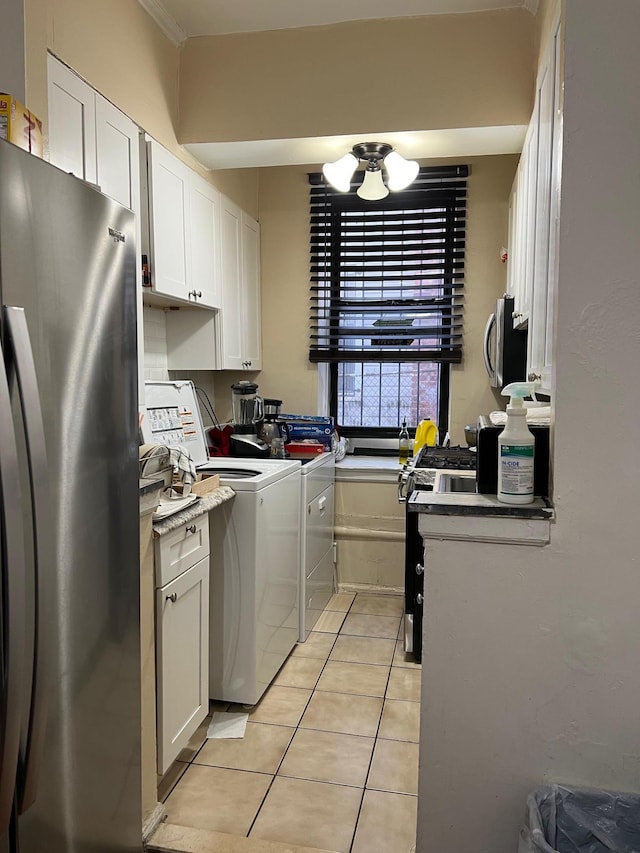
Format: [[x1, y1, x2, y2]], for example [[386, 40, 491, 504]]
[[155, 517, 210, 775]]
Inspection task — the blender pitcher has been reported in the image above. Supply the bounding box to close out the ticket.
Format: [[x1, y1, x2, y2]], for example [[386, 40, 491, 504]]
[[230, 381, 264, 435]]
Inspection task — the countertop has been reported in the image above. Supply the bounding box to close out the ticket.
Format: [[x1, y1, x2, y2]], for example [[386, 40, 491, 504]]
[[408, 491, 554, 520], [152, 486, 235, 537]]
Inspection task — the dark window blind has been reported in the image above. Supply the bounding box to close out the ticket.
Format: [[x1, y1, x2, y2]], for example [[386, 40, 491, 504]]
[[309, 165, 468, 364]]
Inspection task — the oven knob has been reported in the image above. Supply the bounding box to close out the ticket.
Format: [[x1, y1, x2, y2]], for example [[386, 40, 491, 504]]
[[415, 563, 424, 575], [416, 593, 424, 605]]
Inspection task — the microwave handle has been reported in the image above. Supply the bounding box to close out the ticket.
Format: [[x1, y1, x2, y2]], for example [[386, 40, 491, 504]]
[[483, 313, 496, 380]]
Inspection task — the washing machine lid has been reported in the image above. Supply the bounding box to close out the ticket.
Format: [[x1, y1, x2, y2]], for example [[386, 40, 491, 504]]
[[143, 380, 209, 466], [197, 457, 301, 491]]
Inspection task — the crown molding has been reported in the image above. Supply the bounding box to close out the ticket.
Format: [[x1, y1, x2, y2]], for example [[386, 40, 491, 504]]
[[137, 0, 186, 46]]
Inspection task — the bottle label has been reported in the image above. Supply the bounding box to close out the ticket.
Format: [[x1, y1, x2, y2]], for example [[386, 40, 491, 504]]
[[499, 444, 534, 495]]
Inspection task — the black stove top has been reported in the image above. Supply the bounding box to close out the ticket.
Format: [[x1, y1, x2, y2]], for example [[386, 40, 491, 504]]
[[414, 444, 477, 470]]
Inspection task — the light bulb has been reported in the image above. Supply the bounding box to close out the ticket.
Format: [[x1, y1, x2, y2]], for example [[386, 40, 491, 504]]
[[384, 150, 419, 191], [322, 152, 359, 192], [357, 168, 389, 201]]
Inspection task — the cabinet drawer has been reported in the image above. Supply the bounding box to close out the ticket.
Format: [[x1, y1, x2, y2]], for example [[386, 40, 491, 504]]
[[155, 515, 209, 587], [305, 484, 334, 576]]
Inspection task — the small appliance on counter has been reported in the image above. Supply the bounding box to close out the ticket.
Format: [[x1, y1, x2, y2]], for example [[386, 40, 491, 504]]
[[230, 381, 269, 458], [259, 398, 292, 456]]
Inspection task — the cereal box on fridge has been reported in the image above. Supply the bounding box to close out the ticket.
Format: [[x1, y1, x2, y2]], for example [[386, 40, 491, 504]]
[[0, 95, 43, 157]]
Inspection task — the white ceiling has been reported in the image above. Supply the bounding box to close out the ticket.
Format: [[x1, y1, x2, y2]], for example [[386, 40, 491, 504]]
[[138, 0, 533, 169], [139, 0, 536, 42]]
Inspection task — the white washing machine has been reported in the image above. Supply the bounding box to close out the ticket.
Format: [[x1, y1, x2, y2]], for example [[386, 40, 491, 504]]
[[198, 457, 301, 706]]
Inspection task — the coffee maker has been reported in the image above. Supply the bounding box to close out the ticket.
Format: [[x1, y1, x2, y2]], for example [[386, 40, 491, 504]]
[[259, 398, 291, 456], [229, 381, 269, 457]]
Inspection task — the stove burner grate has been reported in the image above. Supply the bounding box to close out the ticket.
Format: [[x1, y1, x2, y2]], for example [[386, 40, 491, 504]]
[[414, 445, 477, 470]]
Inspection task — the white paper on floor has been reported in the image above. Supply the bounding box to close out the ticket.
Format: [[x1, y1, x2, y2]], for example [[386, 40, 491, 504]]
[[206, 712, 248, 739]]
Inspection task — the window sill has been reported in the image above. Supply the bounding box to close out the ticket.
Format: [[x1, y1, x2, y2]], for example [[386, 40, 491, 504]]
[[335, 456, 402, 484]]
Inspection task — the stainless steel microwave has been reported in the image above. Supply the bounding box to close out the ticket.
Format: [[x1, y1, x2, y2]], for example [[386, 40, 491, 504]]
[[483, 295, 528, 389]]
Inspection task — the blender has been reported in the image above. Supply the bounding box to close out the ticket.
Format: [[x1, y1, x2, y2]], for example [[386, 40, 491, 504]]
[[229, 381, 269, 457]]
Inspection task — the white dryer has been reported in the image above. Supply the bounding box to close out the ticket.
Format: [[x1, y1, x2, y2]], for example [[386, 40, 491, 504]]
[[298, 452, 335, 641]]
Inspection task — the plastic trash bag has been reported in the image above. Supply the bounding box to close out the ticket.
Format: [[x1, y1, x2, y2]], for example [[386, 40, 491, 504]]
[[519, 785, 640, 853]]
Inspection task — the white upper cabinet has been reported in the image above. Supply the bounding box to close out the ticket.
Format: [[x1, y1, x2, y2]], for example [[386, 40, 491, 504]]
[[146, 138, 191, 302], [217, 195, 244, 368], [505, 13, 562, 395], [527, 14, 562, 393], [241, 212, 262, 371], [47, 55, 97, 184], [166, 196, 262, 372], [144, 137, 221, 310], [95, 94, 140, 213], [189, 174, 222, 310], [213, 199, 262, 370]]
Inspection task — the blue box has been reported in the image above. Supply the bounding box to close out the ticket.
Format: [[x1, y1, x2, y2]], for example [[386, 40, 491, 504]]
[[281, 414, 335, 447]]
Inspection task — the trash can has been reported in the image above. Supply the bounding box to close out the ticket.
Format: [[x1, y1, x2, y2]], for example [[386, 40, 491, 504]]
[[519, 784, 640, 853]]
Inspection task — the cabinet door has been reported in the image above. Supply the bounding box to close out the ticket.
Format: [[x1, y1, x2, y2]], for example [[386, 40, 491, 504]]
[[189, 174, 222, 309], [218, 196, 244, 369], [47, 55, 97, 183], [146, 139, 191, 302], [95, 95, 140, 211], [527, 17, 560, 393], [542, 17, 563, 393], [156, 556, 209, 774], [241, 212, 262, 370]]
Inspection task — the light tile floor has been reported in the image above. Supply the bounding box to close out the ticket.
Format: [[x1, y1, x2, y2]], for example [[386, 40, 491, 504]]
[[159, 592, 420, 853]]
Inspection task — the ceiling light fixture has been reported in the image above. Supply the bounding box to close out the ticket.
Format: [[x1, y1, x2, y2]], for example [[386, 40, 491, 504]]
[[322, 142, 419, 201]]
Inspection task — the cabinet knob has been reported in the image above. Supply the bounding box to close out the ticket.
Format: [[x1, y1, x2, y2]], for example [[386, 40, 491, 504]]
[[196, 290, 202, 298], [185, 524, 197, 535], [416, 593, 424, 605], [512, 311, 523, 319], [415, 563, 424, 576], [528, 372, 542, 382], [166, 593, 177, 603], [247, 361, 252, 367]]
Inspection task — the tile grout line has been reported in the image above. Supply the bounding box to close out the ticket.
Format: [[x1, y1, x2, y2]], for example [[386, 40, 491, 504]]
[[247, 593, 361, 844], [347, 638, 396, 853], [244, 621, 342, 840]]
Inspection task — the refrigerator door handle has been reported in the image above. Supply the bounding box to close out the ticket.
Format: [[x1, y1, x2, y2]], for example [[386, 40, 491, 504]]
[[3, 307, 51, 815], [483, 312, 496, 383], [0, 328, 26, 835]]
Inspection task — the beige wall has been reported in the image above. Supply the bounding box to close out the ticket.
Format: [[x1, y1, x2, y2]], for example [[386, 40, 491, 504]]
[[255, 154, 517, 443], [23, 0, 259, 212], [178, 11, 535, 145], [335, 482, 405, 589]]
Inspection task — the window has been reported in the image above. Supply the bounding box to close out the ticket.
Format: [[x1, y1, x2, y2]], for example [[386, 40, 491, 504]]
[[309, 165, 468, 437]]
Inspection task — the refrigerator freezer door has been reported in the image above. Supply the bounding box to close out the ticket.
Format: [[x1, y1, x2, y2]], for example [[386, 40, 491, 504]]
[[3, 307, 51, 816], [0, 343, 26, 837], [0, 139, 141, 852]]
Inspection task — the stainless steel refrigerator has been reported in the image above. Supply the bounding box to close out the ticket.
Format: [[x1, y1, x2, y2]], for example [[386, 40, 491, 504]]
[[0, 139, 142, 852]]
